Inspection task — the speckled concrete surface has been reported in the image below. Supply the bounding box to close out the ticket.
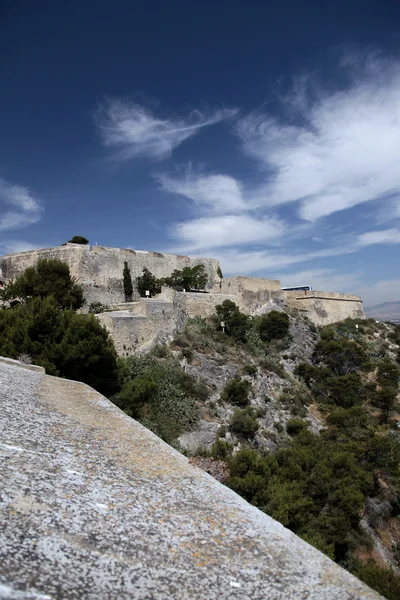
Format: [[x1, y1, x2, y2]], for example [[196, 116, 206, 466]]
[[0, 358, 383, 599]]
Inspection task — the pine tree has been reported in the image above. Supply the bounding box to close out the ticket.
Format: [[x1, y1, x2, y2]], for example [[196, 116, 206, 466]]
[[123, 262, 133, 300]]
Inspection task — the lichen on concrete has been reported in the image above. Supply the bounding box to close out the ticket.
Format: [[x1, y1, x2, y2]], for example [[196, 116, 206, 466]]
[[0, 358, 382, 599]]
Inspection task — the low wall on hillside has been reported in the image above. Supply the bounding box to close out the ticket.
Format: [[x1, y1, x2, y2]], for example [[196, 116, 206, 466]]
[[98, 293, 187, 355], [284, 290, 365, 325], [182, 292, 237, 317]]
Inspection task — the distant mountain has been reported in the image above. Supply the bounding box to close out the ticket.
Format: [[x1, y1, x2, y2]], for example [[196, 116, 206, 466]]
[[364, 301, 400, 323]]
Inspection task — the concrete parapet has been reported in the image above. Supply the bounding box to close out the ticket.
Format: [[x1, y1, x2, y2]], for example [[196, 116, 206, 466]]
[[0, 358, 382, 599]]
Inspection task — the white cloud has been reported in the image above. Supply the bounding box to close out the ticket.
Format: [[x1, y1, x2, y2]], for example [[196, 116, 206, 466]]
[[96, 98, 238, 160], [0, 178, 42, 232], [235, 55, 400, 221], [171, 214, 286, 252], [0, 240, 43, 254], [357, 228, 400, 246], [158, 169, 247, 214]]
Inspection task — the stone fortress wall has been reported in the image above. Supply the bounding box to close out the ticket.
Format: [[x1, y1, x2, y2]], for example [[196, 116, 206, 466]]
[[285, 290, 365, 326], [0, 243, 365, 355], [0, 243, 220, 308]]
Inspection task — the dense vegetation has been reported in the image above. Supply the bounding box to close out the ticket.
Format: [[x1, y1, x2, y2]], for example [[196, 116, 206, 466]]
[[1, 258, 85, 310], [112, 353, 207, 443], [0, 259, 118, 394], [172, 311, 400, 599]]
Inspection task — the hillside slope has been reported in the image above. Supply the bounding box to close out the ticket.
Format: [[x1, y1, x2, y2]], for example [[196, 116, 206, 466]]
[[111, 311, 400, 599]]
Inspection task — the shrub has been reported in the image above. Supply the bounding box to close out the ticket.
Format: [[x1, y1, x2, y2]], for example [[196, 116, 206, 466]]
[[260, 358, 286, 379], [258, 311, 290, 342], [113, 355, 206, 443], [286, 418, 307, 436], [349, 559, 400, 600], [377, 357, 399, 389], [88, 301, 110, 314], [210, 438, 233, 459], [243, 363, 257, 377], [230, 407, 259, 439], [180, 347, 194, 363], [221, 377, 252, 406]]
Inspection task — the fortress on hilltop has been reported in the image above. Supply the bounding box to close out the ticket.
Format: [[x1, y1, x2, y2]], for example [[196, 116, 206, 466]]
[[0, 243, 365, 355]]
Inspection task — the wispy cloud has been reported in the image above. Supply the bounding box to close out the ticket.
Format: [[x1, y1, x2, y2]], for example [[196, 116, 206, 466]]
[[170, 214, 286, 252], [235, 54, 400, 221], [0, 178, 42, 232], [158, 167, 247, 214], [357, 228, 400, 246], [95, 98, 238, 160]]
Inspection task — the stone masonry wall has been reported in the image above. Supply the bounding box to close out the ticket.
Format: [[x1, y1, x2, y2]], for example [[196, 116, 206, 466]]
[[213, 276, 287, 314], [0, 243, 221, 309], [284, 290, 365, 326], [98, 294, 188, 355]]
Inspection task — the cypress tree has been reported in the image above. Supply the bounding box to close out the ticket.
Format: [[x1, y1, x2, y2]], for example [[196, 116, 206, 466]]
[[123, 261, 133, 300]]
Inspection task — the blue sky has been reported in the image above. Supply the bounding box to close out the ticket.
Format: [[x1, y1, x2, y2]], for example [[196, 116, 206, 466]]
[[1, 0, 400, 306]]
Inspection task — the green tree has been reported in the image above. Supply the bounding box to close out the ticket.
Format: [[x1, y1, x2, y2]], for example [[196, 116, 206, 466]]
[[312, 337, 369, 376], [258, 311, 290, 342], [377, 357, 399, 389], [374, 387, 397, 422], [0, 296, 118, 394], [67, 236, 89, 244], [136, 267, 161, 297], [123, 261, 133, 299], [1, 258, 84, 310], [230, 406, 259, 439], [215, 300, 249, 342], [221, 377, 252, 406], [163, 264, 208, 291]]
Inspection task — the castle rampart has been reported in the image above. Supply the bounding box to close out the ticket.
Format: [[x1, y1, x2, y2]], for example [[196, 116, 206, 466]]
[[0, 244, 365, 354]]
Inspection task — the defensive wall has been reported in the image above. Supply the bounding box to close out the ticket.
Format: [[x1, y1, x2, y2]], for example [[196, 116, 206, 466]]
[[284, 290, 365, 326], [0, 244, 365, 354], [0, 356, 382, 599], [0, 243, 220, 307]]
